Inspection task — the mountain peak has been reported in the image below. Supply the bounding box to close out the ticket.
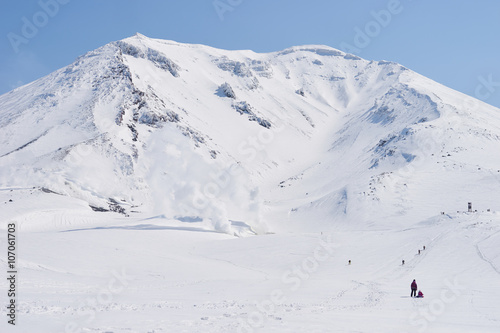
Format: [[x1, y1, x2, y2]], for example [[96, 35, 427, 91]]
[[133, 32, 148, 39]]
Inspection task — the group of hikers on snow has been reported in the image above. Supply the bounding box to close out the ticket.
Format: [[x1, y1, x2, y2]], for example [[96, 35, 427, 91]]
[[348, 251, 425, 298], [411, 279, 424, 298], [402, 245, 426, 266]]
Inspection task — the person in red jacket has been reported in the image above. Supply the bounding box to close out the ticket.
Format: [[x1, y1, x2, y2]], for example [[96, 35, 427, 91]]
[[411, 279, 417, 297]]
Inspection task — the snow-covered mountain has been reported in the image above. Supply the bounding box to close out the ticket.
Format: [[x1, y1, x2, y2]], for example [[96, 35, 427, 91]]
[[2, 34, 500, 333], [1, 33, 500, 235]]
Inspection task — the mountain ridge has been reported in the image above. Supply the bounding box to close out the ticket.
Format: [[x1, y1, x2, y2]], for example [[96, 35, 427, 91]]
[[1, 33, 500, 235]]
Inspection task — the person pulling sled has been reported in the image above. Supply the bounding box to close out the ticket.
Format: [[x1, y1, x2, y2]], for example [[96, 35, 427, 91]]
[[411, 279, 418, 297]]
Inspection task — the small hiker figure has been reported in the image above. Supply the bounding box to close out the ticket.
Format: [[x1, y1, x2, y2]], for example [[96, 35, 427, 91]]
[[348, 260, 351, 265], [411, 279, 418, 297], [418, 249, 421, 255], [402, 259, 405, 265], [416, 290, 424, 298], [423, 245, 426, 250]]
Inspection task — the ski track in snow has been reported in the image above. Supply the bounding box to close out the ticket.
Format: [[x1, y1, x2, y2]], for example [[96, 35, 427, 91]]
[[475, 230, 500, 276]]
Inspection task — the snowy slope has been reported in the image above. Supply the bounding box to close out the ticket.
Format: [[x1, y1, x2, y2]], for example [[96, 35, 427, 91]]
[[1, 212, 500, 332], [1, 33, 500, 234], [1, 33, 500, 332]]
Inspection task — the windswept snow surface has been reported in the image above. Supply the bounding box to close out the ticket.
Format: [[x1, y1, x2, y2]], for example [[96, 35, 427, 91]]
[[1, 34, 500, 332]]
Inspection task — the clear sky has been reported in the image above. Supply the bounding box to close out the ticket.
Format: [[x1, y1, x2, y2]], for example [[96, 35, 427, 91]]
[[1, 0, 499, 108]]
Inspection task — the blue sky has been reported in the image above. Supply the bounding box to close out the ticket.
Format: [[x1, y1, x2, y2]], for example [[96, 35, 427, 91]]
[[1, 0, 499, 108]]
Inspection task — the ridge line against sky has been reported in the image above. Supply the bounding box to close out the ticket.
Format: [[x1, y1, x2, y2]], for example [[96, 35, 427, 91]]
[[0, 0, 499, 109]]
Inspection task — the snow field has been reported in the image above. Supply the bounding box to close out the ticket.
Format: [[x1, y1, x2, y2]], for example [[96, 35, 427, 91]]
[[1, 205, 499, 332]]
